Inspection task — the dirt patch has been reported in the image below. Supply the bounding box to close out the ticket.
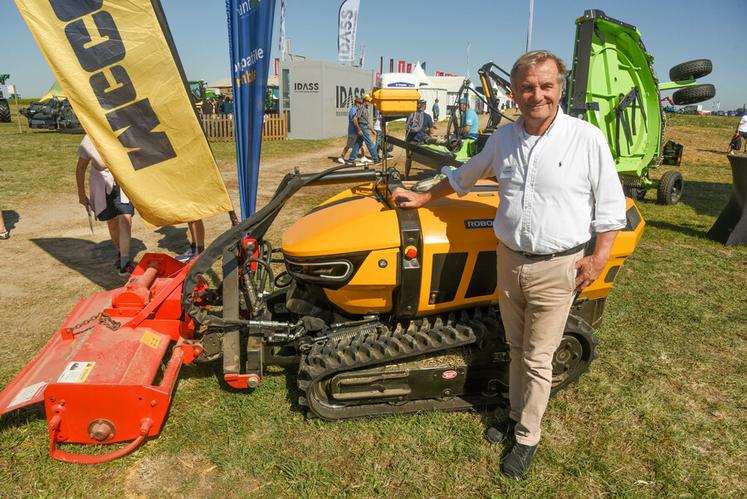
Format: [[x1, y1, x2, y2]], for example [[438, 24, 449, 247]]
[[124, 454, 216, 498]]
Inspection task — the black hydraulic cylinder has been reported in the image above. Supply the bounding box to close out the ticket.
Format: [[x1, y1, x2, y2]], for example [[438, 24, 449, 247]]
[[298, 169, 379, 186]]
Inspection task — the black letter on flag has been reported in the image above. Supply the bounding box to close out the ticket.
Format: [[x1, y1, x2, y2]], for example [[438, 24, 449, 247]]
[[90, 65, 136, 110], [106, 99, 177, 171], [49, 0, 102, 22], [65, 11, 125, 72]]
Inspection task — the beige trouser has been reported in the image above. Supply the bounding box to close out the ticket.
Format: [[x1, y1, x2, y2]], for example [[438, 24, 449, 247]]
[[496, 243, 584, 446]]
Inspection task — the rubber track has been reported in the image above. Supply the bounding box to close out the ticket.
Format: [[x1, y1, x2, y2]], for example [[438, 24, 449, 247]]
[[298, 307, 501, 420]]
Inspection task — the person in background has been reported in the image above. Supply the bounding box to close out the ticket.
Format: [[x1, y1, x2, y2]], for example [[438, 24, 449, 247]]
[[76, 134, 136, 275], [373, 103, 383, 158], [432, 98, 440, 122], [202, 97, 214, 116], [391, 50, 626, 479], [339, 97, 362, 164], [347, 95, 380, 165], [459, 97, 479, 139], [0, 211, 8, 239], [736, 113, 747, 153], [405, 99, 436, 144], [176, 220, 205, 263], [222, 96, 233, 115]]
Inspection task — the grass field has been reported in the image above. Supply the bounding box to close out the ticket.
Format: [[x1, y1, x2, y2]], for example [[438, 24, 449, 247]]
[[0, 112, 746, 497]]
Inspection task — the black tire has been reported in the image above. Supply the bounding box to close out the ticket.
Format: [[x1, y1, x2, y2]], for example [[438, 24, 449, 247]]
[[673, 84, 716, 105], [0, 100, 10, 123], [551, 316, 598, 395], [669, 59, 713, 81], [657, 170, 684, 205]]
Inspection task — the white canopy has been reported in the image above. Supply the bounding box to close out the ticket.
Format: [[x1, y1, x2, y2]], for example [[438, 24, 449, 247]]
[[411, 61, 433, 87]]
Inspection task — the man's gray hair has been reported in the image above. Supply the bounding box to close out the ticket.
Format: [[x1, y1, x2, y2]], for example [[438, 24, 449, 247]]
[[510, 50, 567, 91]]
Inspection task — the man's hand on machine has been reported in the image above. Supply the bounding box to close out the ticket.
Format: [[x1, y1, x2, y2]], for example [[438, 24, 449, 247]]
[[390, 187, 430, 208]]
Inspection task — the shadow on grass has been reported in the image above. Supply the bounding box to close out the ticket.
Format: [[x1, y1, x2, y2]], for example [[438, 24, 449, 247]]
[[284, 367, 303, 414], [154, 226, 189, 254], [635, 179, 732, 218], [31, 237, 147, 290], [1, 210, 19, 231], [644, 220, 709, 239], [0, 402, 46, 430], [679, 180, 733, 218], [697, 149, 731, 155]]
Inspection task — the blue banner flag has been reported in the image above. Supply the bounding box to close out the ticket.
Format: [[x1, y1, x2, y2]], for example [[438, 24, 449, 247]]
[[227, 0, 276, 218]]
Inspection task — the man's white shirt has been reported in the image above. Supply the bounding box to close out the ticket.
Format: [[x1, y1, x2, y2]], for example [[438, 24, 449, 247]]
[[443, 108, 626, 255], [738, 115, 747, 133]]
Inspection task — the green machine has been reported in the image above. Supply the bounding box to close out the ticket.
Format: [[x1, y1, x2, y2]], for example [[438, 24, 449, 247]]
[[566, 9, 715, 204]]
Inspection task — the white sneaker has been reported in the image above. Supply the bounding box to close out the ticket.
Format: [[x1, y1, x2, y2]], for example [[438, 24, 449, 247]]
[[360, 157, 373, 165], [175, 248, 194, 263], [337, 157, 346, 164]]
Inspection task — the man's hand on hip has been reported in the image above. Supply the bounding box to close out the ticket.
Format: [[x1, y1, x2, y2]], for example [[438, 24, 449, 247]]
[[575, 231, 619, 291], [574, 254, 606, 291]]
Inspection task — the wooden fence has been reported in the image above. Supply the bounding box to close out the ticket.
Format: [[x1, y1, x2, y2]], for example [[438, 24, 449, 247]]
[[199, 113, 287, 142]]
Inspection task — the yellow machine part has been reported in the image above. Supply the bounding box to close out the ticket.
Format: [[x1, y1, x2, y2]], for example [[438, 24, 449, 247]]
[[283, 179, 644, 317], [370, 88, 420, 115], [323, 248, 400, 314], [282, 185, 400, 257], [413, 183, 501, 315], [577, 197, 645, 300]]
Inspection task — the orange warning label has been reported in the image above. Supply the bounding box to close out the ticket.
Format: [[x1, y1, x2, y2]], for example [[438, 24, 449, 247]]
[[141, 330, 162, 349]]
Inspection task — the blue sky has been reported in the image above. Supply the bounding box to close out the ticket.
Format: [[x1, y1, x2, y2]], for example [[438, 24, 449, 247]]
[[2, 0, 745, 109]]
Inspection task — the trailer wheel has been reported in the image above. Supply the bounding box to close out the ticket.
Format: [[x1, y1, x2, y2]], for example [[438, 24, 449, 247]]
[[669, 59, 713, 81], [673, 84, 716, 105], [551, 317, 597, 395], [0, 100, 10, 123], [657, 170, 684, 205]]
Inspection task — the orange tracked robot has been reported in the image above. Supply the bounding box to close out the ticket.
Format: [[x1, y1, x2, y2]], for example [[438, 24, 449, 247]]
[[0, 161, 644, 463]]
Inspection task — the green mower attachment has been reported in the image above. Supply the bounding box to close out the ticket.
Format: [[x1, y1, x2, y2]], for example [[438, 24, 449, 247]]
[[566, 9, 715, 204]]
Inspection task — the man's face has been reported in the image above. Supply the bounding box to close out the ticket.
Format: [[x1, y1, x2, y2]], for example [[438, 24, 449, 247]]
[[514, 59, 562, 125], [459, 103, 467, 112]]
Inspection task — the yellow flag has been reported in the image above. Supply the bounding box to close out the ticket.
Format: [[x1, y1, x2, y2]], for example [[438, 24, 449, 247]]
[[16, 0, 233, 226]]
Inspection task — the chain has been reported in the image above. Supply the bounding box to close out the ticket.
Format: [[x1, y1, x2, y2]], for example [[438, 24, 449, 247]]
[[99, 312, 121, 331], [66, 311, 121, 336]]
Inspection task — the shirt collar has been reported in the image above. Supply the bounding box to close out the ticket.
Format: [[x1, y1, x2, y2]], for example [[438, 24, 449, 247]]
[[515, 106, 566, 139]]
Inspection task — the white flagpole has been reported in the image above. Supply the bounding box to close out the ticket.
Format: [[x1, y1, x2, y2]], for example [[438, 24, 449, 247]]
[[466, 42, 471, 78], [279, 0, 286, 61], [526, 0, 535, 52]]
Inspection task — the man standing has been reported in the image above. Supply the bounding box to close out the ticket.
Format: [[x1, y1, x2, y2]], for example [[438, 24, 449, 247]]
[[432, 98, 440, 122], [339, 97, 361, 164], [736, 113, 747, 153], [348, 94, 380, 164], [76, 134, 136, 275], [391, 51, 626, 479]]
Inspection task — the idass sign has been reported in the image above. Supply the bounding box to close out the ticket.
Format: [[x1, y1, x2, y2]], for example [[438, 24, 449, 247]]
[[335, 85, 366, 109], [337, 0, 360, 64], [294, 82, 320, 93]]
